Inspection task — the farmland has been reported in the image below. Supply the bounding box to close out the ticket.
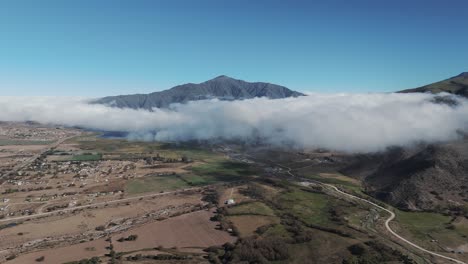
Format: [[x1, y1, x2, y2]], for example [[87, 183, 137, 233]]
[[0, 123, 248, 263], [0, 122, 466, 264]]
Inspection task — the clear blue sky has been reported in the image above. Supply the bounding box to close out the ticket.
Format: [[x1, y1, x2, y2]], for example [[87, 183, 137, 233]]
[[1, 0, 467, 96]]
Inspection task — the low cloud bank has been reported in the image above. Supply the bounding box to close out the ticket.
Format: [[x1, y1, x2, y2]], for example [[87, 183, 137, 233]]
[[0, 93, 467, 152]]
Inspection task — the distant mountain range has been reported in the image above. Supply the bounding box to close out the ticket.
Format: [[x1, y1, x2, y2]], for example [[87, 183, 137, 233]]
[[92, 73, 468, 212], [93, 75, 304, 110], [94, 72, 468, 110], [399, 72, 468, 97]]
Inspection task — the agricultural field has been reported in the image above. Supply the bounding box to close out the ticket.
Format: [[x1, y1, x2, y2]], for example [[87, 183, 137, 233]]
[[125, 175, 189, 195], [0, 123, 248, 263], [0, 122, 466, 264], [7, 210, 234, 264], [209, 180, 419, 264], [393, 210, 468, 256], [0, 140, 54, 146]]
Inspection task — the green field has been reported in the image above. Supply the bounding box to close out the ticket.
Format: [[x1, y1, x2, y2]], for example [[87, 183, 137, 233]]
[[178, 174, 210, 186], [0, 139, 54, 146], [227, 201, 276, 216], [395, 210, 468, 248], [396, 211, 451, 236], [190, 160, 256, 182], [276, 189, 331, 226], [262, 223, 291, 238], [67, 135, 228, 164], [296, 170, 361, 188], [66, 135, 258, 195], [71, 153, 102, 161], [179, 159, 256, 186], [125, 175, 189, 195]]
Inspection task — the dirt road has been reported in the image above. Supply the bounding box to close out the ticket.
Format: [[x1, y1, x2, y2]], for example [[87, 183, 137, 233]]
[[4, 136, 72, 179], [0, 187, 198, 223], [280, 164, 466, 264]]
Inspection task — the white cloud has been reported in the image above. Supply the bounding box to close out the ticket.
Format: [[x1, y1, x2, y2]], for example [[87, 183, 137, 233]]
[[0, 93, 467, 153]]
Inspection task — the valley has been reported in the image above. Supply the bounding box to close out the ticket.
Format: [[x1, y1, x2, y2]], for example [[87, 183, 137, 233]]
[[3, 1, 468, 263], [0, 122, 466, 264]]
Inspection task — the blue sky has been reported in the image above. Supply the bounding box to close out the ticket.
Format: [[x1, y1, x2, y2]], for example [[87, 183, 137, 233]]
[[1, 0, 467, 96]]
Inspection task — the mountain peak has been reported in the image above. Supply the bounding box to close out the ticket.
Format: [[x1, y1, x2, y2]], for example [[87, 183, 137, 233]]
[[94, 76, 305, 109], [211, 75, 234, 81], [457, 72, 468, 77]]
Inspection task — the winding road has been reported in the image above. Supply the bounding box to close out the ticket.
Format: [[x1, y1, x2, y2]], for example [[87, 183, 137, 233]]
[[2, 142, 466, 264], [281, 164, 466, 264]]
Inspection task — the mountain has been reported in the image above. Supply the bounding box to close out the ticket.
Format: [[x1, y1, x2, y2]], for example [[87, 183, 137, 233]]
[[341, 142, 468, 212], [399, 72, 468, 97], [93, 75, 305, 109]]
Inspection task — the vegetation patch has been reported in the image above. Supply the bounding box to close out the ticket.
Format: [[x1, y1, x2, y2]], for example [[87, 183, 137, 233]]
[[217, 237, 290, 263], [227, 215, 279, 237], [190, 160, 256, 182], [125, 175, 189, 194], [227, 201, 275, 216], [179, 174, 210, 186], [395, 210, 468, 248], [0, 139, 54, 146], [275, 188, 330, 226], [260, 223, 291, 239], [71, 153, 102, 161], [343, 241, 415, 264], [297, 171, 360, 188], [396, 210, 451, 237]]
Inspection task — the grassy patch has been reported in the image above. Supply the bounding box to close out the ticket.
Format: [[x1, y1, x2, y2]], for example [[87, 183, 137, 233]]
[[297, 171, 360, 188], [155, 142, 218, 158], [396, 211, 451, 237], [179, 159, 256, 186], [276, 189, 330, 226], [0, 140, 54, 146], [125, 175, 189, 195], [454, 218, 468, 235], [395, 210, 468, 249], [190, 160, 256, 182], [262, 224, 291, 239], [178, 174, 210, 186], [71, 153, 102, 161], [228, 215, 279, 237], [227, 202, 276, 216], [67, 135, 226, 163], [285, 229, 357, 262]]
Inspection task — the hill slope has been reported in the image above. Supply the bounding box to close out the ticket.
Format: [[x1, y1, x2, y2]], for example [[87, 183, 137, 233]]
[[399, 72, 468, 97], [94, 75, 304, 109], [341, 143, 468, 211]]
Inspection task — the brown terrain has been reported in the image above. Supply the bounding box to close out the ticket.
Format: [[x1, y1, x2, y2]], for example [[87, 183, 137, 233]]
[[0, 122, 236, 264]]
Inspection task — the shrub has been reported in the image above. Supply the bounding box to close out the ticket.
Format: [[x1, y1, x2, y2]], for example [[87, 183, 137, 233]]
[[117, 234, 138, 242], [220, 236, 289, 263], [348, 244, 366, 256]]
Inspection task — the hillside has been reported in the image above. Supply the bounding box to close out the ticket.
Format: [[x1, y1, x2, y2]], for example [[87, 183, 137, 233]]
[[94, 75, 304, 109], [341, 143, 468, 212], [399, 72, 468, 97]]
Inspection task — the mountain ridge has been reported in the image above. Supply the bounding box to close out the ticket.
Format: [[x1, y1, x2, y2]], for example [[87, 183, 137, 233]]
[[399, 72, 468, 97], [94, 75, 305, 110]]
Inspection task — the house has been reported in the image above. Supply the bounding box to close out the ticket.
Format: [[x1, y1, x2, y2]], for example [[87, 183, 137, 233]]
[[225, 199, 235, 205]]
